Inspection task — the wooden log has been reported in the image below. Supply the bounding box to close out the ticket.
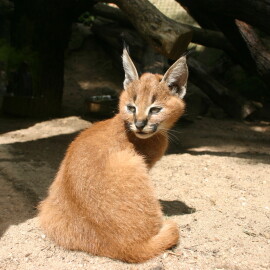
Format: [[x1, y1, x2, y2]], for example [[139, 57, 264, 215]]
[[176, 0, 270, 88], [236, 20, 270, 89], [110, 0, 193, 59], [92, 19, 168, 74], [176, 0, 270, 35], [188, 26, 233, 53], [175, 0, 257, 71], [94, 2, 233, 53], [142, 46, 168, 74], [92, 3, 132, 27], [188, 57, 257, 119]]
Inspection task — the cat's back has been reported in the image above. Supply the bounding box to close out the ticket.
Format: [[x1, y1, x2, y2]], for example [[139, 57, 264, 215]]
[[65, 115, 131, 165]]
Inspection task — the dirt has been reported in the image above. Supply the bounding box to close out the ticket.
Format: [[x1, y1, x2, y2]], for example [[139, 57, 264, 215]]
[[0, 37, 270, 270], [0, 115, 269, 270]]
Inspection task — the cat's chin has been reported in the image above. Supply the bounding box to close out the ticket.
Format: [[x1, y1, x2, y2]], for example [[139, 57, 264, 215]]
[[134, 132, 156, 139]]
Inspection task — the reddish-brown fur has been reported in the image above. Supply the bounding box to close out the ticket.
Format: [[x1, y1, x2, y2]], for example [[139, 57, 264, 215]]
[[38, 52, 188, 263]]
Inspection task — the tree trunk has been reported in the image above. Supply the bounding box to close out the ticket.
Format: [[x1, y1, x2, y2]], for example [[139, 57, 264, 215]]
[[6, 0, 70, 116], [6, 0, 95, 117], [33, 4, 73, 116], [111, 0, 192, 59], [0, 0, 13, 40]]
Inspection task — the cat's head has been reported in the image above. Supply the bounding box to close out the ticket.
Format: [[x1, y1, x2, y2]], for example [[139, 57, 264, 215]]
[[119, 48, 188, 139]]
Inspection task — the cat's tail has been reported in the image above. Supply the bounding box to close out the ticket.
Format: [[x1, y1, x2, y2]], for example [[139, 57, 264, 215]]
[[118, 220, 179, 263]]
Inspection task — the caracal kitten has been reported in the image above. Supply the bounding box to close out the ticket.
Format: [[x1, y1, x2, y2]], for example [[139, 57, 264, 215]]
[[38, 48, 188, 263]]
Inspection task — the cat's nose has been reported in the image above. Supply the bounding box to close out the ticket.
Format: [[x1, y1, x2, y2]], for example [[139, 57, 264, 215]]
[[135, 120, 147, 131]]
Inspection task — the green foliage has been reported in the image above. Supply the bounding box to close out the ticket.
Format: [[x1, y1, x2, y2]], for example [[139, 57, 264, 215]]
[[0, 39, 10, 65], [0, 39, 39, 91], [0, 39, 37, 71], [78, 12, 95, 26]]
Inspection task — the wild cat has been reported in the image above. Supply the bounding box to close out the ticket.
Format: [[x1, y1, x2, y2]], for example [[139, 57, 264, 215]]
[[38, 48, 188, 263]]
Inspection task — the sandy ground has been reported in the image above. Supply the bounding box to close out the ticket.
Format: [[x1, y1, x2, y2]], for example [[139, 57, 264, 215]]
[[0, 115, 269, 270], [0, 35, 270, 270]]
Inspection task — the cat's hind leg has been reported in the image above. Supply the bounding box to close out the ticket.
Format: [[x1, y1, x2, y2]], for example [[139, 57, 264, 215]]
[[115, 219, 179, 263]]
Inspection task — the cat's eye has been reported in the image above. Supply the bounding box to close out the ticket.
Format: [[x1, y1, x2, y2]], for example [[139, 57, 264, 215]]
[[149, 107, 162, 114], [127, 105, 136, 113]]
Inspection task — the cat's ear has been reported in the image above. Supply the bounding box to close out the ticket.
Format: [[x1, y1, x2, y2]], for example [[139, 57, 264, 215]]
[[162, 56, 188, 99], [122, 48, 139, 90]]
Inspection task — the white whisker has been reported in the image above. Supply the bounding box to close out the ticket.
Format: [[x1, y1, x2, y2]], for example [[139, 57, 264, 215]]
[[158, 128, 181, 144]]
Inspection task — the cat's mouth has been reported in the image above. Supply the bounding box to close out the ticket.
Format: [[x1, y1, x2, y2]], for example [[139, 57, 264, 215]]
[[135, 131, 156, 139], [127, 122, 159, 139]]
